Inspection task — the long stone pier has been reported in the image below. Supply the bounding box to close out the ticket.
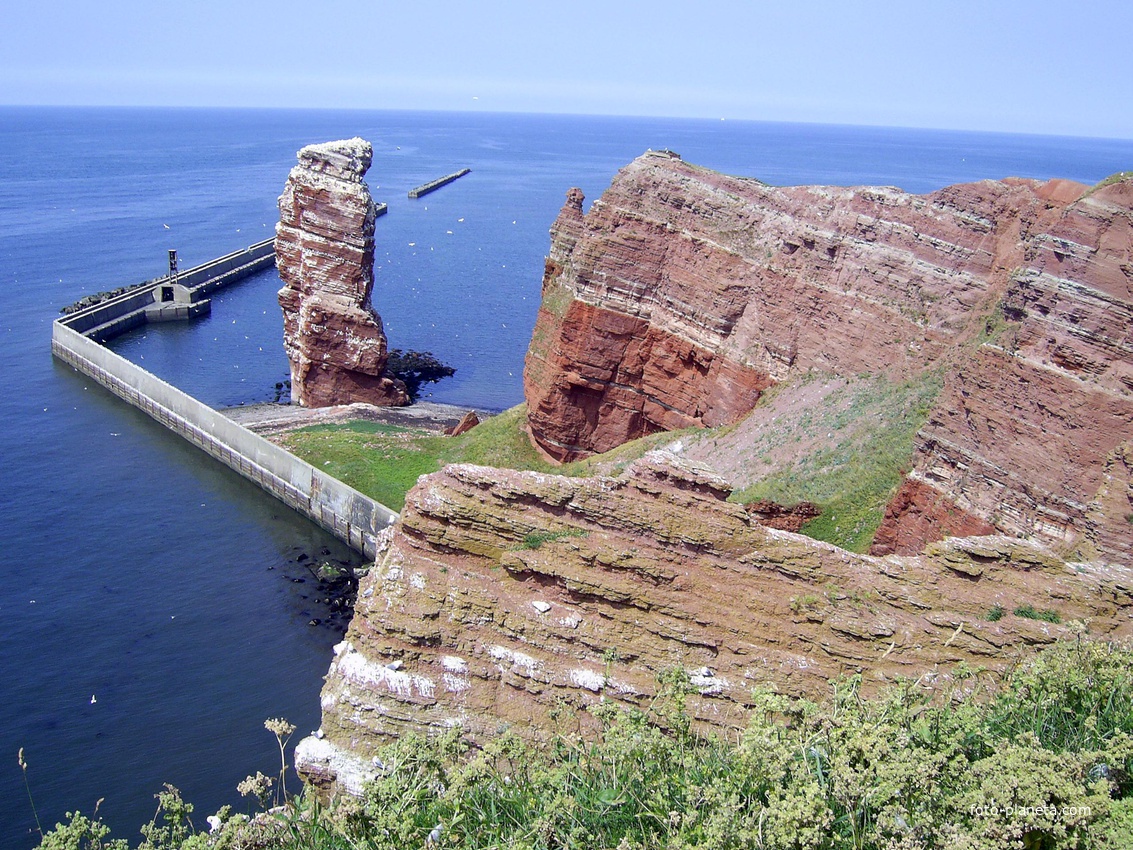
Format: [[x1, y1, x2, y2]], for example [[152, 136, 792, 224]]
[[408, 168, 471, 199], [52, 240, 398, 559]]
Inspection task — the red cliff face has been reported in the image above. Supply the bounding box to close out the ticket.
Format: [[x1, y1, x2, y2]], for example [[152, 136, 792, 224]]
[[525, 152, 1133, 562], [873, 178, 1133, 561], [276, 138, 408, 407]]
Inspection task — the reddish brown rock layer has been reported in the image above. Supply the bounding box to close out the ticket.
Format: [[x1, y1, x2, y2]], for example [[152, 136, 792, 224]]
[[744, 498, 821, 532], [878, 179, 1133, 559], [525, 152, 1133, 560], [276, 138, 408, 407], [298, 452, 1133, 794], [525, 151, 1051, 461], [443, 410, 480, 437], [871, 478, 997, 556]]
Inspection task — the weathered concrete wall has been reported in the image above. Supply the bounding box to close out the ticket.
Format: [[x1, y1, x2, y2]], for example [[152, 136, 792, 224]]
[[52, 316, 397, 559], [64, 239, 275, 340], [178, 238, 276, 295]]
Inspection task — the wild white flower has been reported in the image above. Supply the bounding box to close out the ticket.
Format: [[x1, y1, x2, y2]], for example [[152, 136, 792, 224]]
[[265, 717, 296, 738], [237, 771, 273, 800]]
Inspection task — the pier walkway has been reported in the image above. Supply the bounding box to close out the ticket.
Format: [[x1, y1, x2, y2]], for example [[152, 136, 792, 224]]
[[408, 168, 471, 199], [62, 238, 277, 342], [52, 239, 397, 559]]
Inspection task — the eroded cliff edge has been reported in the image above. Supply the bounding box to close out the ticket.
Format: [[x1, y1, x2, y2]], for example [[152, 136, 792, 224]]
[[298, 451, 1133, 794], [276, 138, 409, 407], [525, 151, 1133, 562]]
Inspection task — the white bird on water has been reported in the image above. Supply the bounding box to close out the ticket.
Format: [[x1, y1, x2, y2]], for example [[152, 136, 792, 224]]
[[163, 224, 170, 229], [90, 695, 97, 704]]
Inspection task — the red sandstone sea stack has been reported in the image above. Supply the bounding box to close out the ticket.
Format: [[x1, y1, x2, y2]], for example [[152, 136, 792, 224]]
[[276, 138, 408, 407]]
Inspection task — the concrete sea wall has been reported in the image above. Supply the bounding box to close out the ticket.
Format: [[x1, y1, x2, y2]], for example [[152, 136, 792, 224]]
[[64, 239, 277, 340], [52, 242, 397, 559]]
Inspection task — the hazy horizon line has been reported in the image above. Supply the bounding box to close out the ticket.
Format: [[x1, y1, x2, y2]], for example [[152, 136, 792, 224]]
[[3, 102, 1131, 144]]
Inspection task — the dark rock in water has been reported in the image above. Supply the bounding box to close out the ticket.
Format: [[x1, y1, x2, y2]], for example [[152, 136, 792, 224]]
[[385, 349, 456, 400], [316, 562, 348, 582]]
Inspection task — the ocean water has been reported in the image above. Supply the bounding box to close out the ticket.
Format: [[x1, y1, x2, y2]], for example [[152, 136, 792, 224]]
[[1, 107, 1130, 846]]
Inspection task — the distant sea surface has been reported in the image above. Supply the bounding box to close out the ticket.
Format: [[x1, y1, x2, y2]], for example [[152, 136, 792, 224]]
[[2, 107, 1131, 846]]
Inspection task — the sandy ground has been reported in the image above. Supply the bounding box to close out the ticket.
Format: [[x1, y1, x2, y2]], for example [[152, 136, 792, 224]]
[[220, 400, 491, 437]]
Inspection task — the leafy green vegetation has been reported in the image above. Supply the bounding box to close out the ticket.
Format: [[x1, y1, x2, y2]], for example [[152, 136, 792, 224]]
[[34, 638, 1133, 849], [1015, 604, 1063, 624], [729, 372, 944, 552], [519, 529, 589, 550], [987, 605, 1005, 622], [790, 593, 822, 613]]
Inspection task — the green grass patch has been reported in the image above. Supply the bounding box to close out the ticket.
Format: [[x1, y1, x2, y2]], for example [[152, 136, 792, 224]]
[[280, 405, 695, 512], [1084, 170, 1133, 197], [519, 529, 589, 550], [1014, 604, 1062, 624], [281, 406, 557, 512], [730, 371, 944, 552]]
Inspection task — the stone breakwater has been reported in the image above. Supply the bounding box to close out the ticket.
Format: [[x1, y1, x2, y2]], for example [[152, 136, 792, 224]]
[[524, 152, 1133, 562], [297, 450, 1133, 796], [276, 138, 409, 408]]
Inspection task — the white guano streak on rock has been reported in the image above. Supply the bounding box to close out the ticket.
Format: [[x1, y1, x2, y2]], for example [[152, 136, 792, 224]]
[[570, 668, 606, 692], [487, 645, 541, 677], [441, 655, 469, 674], [337, 646, 435, 699], [442, 673, 471, 693], [295, 736, 376, 797]]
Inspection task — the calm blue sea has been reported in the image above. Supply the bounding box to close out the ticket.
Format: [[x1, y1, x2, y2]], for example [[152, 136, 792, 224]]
[[1, 107, 1130, 846]]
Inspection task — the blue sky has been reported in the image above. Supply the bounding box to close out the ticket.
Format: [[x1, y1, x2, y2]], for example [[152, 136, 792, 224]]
[[3, 0, 1131, 139]]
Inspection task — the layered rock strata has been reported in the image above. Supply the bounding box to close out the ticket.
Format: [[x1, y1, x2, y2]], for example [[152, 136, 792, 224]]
[[298, 451, 1133, 795], [525, 153, 1133, 561], [276, 138, 408, 407], [873, 179, 1133, 559]]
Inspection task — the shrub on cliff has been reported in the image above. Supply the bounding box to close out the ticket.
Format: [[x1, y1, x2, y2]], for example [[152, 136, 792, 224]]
[[33, 638, 1133, 849]]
